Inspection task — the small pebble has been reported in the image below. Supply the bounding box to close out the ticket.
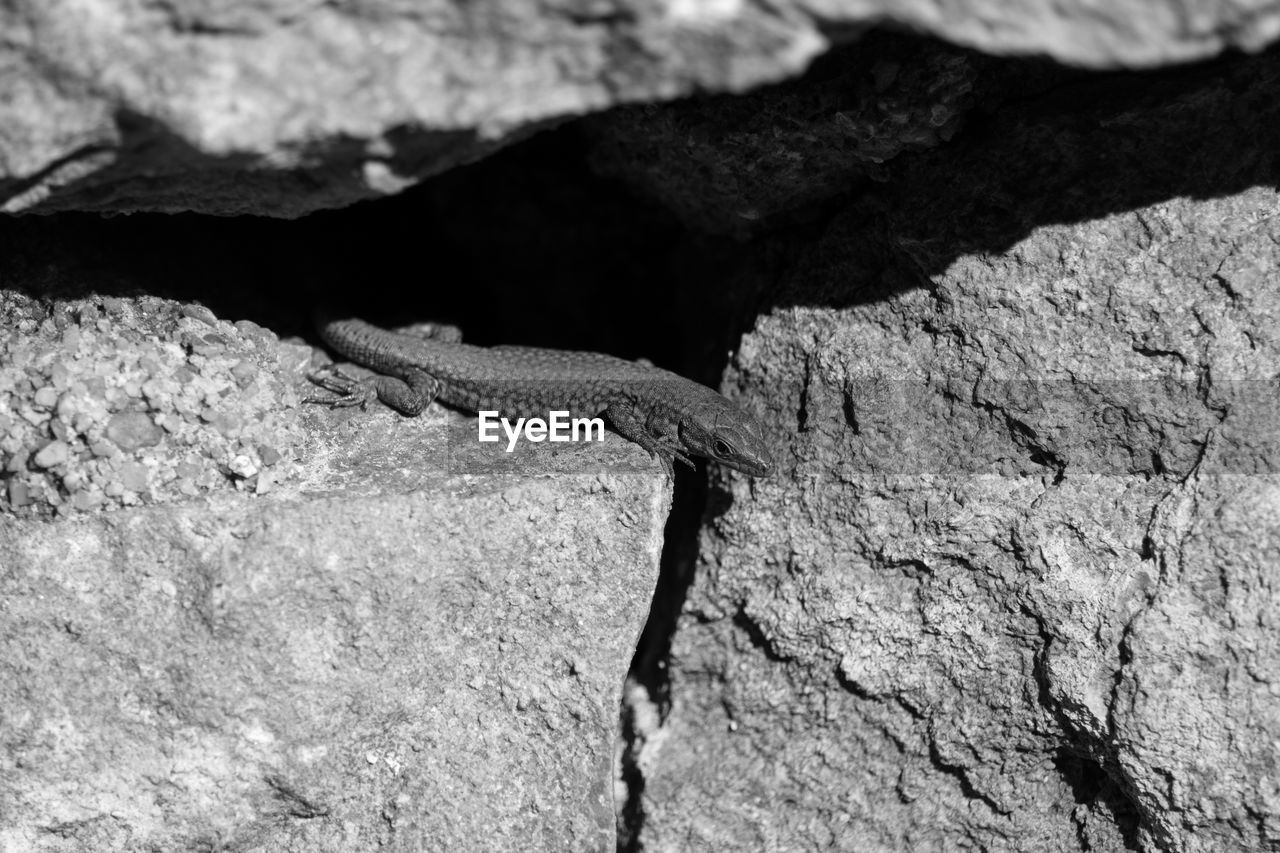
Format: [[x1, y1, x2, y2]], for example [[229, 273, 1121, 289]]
[[202, 409, 242, 437], [20, 405, 47, 426], [175, 462, 202, 479], [227, 454, 258, 479], [235, 320, 277, 346], [173, 395, 201, 416], [231, 360, 258, 387], [106, 412, 164, 451], [141, 377, 173, 405], [7, 479, 30, 507], [33, 440, 70, 468], [118, 461, 149, 492], [6, 449, 29, 473], [181, 304, 219, 326], [55, 393, 79, 419]]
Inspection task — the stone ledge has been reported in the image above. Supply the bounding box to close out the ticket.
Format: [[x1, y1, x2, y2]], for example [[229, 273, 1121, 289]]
[[0, 465, 668, 852]]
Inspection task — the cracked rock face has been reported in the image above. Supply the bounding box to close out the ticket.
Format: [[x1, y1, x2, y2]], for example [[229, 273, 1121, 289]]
[[626, 49, 1280, 853], [3, 0, 1280, 216]]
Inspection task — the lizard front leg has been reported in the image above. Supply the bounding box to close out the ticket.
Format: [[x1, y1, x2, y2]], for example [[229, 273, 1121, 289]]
[[307, 364, 442, 416], [606, 400, 694, 477]]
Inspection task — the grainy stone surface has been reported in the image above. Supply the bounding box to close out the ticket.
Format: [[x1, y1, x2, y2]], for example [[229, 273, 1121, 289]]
[[628, 51, 1280, 853], [0, 294, 670, 852], [0, 293, 310, 516], [3, 0, 1279, 216]]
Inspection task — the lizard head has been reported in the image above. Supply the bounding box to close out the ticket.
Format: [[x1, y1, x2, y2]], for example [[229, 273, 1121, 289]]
[[679, 400, 774, 477]]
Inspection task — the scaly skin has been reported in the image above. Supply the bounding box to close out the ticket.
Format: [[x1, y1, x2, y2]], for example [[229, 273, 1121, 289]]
[[310, 317, 773, 477]]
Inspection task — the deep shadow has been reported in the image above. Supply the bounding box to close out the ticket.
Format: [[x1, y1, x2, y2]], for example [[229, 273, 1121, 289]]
[[0, 126, 763, 386], [3, 41, 1277, 352], [769, 44, 1280, 308], [1054, 748, 1143, 850], [616, 459, 707, 852]]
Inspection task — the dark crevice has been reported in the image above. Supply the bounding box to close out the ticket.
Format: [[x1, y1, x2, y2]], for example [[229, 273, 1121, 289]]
[[925, 738, 1012, 817], [1001, 414, 1067, 482], [264, 775, 330, 820], [963, 388, 1071, 482], [832, 662, 875, 701], [1025, 605, 1148, 850], [616, 461, 708, 852], [614, 684, 647, 852], [797, 354, 814, 433], [731, 606, 792, 664], [1054, 749, 1143, 850], [1132, 345, 1191, 367]]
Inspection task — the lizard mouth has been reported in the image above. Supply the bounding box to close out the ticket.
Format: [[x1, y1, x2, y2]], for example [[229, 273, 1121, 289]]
[[732, 455, 773, 478]]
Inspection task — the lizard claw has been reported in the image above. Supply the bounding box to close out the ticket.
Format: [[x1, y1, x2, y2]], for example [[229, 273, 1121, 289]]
[[652, 434, 695, 475], [305, 365, 377, 409]]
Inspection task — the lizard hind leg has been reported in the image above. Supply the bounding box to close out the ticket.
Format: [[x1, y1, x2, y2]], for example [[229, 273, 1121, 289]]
[[392, 321, 463, 344]]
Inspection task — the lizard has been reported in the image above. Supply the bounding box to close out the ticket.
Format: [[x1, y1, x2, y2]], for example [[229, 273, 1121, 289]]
[[308, 316, 774, 478]]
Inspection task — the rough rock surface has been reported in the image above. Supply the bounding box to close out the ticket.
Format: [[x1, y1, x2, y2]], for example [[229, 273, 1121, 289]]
[[3, 0, 1280, 216], [4, 7, 1280, 853], [0, 295, 670, 852], [628, 50, 1280, 853], [587, 34, 1006, 236], [0, 293, 311, 516]]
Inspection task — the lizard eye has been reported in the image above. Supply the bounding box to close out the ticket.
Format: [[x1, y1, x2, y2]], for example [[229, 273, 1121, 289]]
[[713, 439, 734, 458]]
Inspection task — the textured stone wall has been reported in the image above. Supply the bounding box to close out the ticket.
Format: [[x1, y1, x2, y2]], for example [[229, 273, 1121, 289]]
[[624, 46, 1280, 853], [0, 294, 670, 851], [3, 0, 1279, 215], [2, 5, 1280, 853]]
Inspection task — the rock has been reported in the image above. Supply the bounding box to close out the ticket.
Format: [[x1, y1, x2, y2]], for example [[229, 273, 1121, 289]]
[[2, 1, 1278, 217], [31, 439, 69, 468], [630, 49, 1280, 853], [0, 322, 670, 851], [105, 412, 164, 451]]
